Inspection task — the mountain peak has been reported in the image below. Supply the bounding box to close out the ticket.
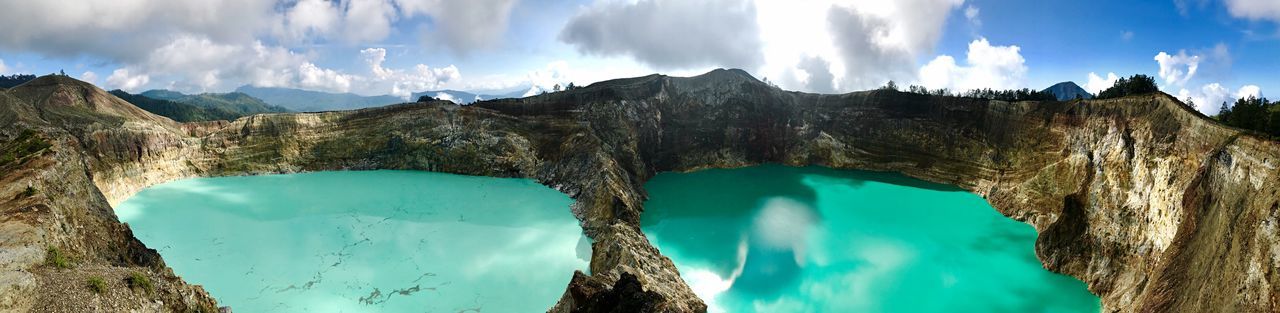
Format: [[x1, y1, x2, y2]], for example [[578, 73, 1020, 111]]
[[1042, 81, 1093, 101]]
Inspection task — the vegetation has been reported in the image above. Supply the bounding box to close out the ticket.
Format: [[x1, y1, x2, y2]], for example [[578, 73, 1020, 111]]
[[45, 246, 71, 269], [1096, 74, 1159, 99], [0, 74, 37, 88], [417, 95, 436, 102], [890, 82, 1057, 102], [0, 129, 52, 168], [1217, 96, 1280, 138], [111, 90, 288, 122], [141, 90, 289, 115], [20, 186, 37, 198], [87, 276, 107, 294], [127, 272, 154, 294]]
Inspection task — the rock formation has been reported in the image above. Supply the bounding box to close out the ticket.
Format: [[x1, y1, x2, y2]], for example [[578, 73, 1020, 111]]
[[1, 69, 1277, 312]]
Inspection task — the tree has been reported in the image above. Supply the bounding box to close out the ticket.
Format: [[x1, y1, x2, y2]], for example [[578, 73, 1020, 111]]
[[1096, 74, 1158, 99], [417, 95, 435, 103], [881, 80, 898, 91], [1216, 96, 1280, 138]]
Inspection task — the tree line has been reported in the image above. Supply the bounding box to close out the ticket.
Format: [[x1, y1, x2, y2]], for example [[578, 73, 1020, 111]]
[[1217, 97, 1280, 138], [882, 80, 1058, 102]]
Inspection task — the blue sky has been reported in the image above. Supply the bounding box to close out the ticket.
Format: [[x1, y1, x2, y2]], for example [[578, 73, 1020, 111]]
[[0, 0, 1276, 113]]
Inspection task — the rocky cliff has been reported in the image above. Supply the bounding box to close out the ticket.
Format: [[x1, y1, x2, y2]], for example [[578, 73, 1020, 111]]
[[1, 70, 1277, 312]]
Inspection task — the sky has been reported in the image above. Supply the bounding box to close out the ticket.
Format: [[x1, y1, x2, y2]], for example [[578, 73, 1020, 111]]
[[0, 0, 1276, 114]]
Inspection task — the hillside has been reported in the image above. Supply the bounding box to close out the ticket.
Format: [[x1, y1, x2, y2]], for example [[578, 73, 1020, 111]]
[[137, 89, 289, 118], [1, 70, 1278, 312], [234, 85, 405, 112], [109, 90, 238, 122]]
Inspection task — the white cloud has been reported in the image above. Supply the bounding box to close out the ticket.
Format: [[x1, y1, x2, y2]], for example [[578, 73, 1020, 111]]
[[1224, 0, 1280, 22], [522, 61, 571, 97], [964, 5, 981, 26], [918, 38, 1027, 92], [396, 0, 520, 55], [752, 0, 967, 93], [0, 58, 6, 74], [342, 0, 399, 43], [560, 0, 764, 70], [797, 56, 837, 94], [80, 71, 98, 84], [106, 68, 151, 92], [1154, 51, 1200, 87], [1085, 72, 1120, 94], [360, 47, 461, 98], [1237, 84, 1262, 99], [1176, 83, 1263, 114], [275, 0, 341, 42], [298, 62, 355, 92], [433, 92, 457, 103], [0, 0, 277, 62]]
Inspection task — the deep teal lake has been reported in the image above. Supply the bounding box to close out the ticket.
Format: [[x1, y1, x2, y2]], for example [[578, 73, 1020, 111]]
[[116, 170, 588, 312], [641, 165, 1100, 313]]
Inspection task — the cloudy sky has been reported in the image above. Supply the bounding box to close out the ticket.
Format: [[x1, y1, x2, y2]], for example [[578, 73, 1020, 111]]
[[0, 0, 1277, 113]]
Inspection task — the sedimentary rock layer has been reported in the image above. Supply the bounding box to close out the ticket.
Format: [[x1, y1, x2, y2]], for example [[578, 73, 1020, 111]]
[[1, 70, 1276, 312]]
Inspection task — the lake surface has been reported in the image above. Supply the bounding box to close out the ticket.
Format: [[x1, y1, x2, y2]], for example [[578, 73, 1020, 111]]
[[116, 170, 588, 312], [641, 165, 1100, 313]]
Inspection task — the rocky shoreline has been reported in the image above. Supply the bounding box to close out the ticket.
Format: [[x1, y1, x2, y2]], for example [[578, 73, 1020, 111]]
[[1, 70, 1277, 312]]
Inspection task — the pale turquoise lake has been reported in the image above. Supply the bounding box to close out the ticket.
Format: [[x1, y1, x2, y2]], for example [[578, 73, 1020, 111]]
[[115, 170, 589, 312], [641, 165, 1101, 313]]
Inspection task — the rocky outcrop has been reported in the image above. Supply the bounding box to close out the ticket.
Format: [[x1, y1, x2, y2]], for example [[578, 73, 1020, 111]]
[[1, 70, 1277, 312]]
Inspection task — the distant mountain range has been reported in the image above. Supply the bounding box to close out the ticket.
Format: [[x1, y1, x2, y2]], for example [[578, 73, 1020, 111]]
[[235, 86, 528, 112], [112, 89, 290, 122], [1042, 82, 1094, 101]]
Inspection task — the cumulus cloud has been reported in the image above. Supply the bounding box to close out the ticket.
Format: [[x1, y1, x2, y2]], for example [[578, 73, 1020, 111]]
[[397, 0, 521, 54], [753, 0, 964, 92], [341, 0, 399, 43], [106, 68, 151, 92], [797, 56, 837, 94], [559, 0, 765, 70], [1176, 83, 1263, 114], [1154, 51, 1200, 87], [0, 0, 512, 95], [522, 61, 572, 97], [1223, 0, 1280, 22], [298, 62, 356, 92], [360, 48, 461, 98], [918, 38, 1027, 92], [1085, 72, 1120, 94], [80, 71, 98, 84], [0, 0, 276, 62], [275, 0, 341, 42], [1237, 85, 1262, 99]]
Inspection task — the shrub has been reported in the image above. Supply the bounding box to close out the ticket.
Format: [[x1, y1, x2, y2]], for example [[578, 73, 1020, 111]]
[[127, 272, 154, 294], [87, 276, 107, 294], [45, 246, 70, 269], [20, 186, 36, 198]]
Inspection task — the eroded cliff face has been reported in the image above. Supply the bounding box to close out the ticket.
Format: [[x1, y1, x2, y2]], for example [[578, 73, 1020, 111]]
[[1, 70, 1277, 312]]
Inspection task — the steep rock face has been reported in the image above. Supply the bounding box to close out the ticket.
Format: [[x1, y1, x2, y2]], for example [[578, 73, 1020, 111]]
[[0, 76, 218, 312], [2, 70, 1278, 312]]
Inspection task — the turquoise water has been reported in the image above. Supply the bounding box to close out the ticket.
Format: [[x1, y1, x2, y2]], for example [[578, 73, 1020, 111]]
[[641, 165, 1100, 313], [116, 170, 588, 312]]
